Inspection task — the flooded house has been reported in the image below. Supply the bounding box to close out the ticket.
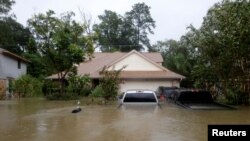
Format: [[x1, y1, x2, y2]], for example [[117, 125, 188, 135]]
[[48, 50, 185, 92], [0, 48, 30, 98]]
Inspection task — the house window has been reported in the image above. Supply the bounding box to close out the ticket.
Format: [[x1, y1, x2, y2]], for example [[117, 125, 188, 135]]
[[18, 60, 21, 69]]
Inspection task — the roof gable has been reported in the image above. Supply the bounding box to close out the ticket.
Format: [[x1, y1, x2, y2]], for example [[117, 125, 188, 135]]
[[108, 50, 166, 71]]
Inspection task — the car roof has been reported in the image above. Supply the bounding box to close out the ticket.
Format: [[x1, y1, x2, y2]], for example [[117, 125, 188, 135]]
[[176, 88, 207, 91], [125, 90, 155, 93]]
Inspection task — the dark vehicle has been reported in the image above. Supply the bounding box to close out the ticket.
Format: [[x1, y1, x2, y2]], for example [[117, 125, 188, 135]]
[[172, 89, 234, 110], [156, 86, 178, 99]]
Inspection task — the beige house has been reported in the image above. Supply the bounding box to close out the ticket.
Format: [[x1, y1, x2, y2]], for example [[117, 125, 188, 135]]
[[49, 50, 185, 92]]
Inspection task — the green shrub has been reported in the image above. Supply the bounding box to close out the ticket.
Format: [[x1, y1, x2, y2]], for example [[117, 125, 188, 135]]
[[215, 94, 227, 104], [14, 75, 43, 97], [46, 92, 79, 100], [99, 66, 124, 101], [67, 67, 92, 97], [225, 87, 245, 105], [90, 85, 104, 98]]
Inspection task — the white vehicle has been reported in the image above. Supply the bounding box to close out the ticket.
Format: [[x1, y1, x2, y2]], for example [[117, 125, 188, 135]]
[[120, 90, 158, 104]]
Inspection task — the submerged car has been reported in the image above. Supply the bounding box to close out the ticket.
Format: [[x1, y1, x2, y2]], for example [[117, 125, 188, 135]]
[[172, 89, 234, 110], [156, 86, 178, 99], [120, 90, 158, 104]]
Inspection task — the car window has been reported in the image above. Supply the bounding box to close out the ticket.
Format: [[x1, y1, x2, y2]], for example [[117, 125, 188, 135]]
[[123, 93, 157, 103]]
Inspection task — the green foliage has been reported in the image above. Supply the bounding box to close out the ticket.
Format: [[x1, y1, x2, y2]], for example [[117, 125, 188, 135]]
[[126, 2, 155, 49], [189, 0, 250, 104], [90, 85, 104, 98], [99, 66, 124, 101], [0, 0, 33, 55], [0, 0, 15, 15], [28, 10, 94, 94], [93, 10, 124, 52], [44, 67, 92, 100], [43, 80, 61, 100], [0, 17, 32, 54], [28, 10, 86, 74], [151, 0, 250, 104], [151, 39, 193, 77], [193, 0, 250, 81], [23, 53, 49, 78], [215, 87, 244, 105], [43, 80, 73, 100], [67, 66, 92, 97], [14, 75, 43, 97], [94, 2, 155, 52]]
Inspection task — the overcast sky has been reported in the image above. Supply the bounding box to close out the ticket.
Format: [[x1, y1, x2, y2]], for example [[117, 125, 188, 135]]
[[12, 0, 221, 44]]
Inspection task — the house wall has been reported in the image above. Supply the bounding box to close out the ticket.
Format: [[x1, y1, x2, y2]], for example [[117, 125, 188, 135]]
[[110, 54, 162, 71], [119, 79, 180, 92], [0, 54, 27, 79]]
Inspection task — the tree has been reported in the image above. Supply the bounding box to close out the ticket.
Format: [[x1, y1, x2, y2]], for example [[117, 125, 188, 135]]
[[126, 2, 155, 50], [0, 0, 33, 54], [0, 17, 32, 54], [188, 0, 250, 104], [93, 10, 138, 52], [94, 2, 155, 52], [151, 39, 193, 77], [93, 10, 124, 52], [28, 10, 94, 95], [0, 0, 15, 16]]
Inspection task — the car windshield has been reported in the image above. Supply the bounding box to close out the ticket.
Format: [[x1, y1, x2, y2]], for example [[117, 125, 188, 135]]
[[164, 89, 175, 94], [177, 91, 213, 103], [123, 93, 157, 103]]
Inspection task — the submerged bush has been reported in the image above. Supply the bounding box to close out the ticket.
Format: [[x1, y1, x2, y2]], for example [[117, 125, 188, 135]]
[[14, 75, 43, 97], [90, 85, 104, 98], [99, 66, 124, 101], [66, 67, 92, 97]]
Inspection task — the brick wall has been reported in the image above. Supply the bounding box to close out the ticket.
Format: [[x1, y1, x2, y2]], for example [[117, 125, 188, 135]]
[[0, 79, 6, 100]]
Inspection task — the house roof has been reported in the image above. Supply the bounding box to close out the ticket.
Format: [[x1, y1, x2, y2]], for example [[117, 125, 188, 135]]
[[91, 71, 185, 79], [47, 50, 185, 80], [0, 48, 31, 63]]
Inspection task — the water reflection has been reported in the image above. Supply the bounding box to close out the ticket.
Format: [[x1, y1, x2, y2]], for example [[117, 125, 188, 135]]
[[0, 98, 250, 141]]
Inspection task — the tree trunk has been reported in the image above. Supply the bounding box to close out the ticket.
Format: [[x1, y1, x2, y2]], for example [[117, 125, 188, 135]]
[[58, 72, 65, 95]]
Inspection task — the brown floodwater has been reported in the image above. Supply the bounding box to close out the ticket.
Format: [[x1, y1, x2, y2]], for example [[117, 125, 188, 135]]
[[0, 98, 250, 141]]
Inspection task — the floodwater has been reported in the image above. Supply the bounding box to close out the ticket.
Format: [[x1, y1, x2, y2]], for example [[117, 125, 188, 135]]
[[0, 98, 250, 141]]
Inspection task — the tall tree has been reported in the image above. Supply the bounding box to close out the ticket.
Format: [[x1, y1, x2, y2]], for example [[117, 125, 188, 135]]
[[0, 17, 32, 54], [126, 2, 155, 50], [0, 0, 33, 54], [189, 0, 250, 104], [28, 10, 94, 94], [192, 0, 250, 82], [93, 10, 138, 52], [93, 10, 123, 52], [0, 0, 15, 15], [94, 2, 155, 52]]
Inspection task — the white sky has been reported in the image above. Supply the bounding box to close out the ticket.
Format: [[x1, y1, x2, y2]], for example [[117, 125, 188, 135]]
[[12, 0, 221, 44]]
